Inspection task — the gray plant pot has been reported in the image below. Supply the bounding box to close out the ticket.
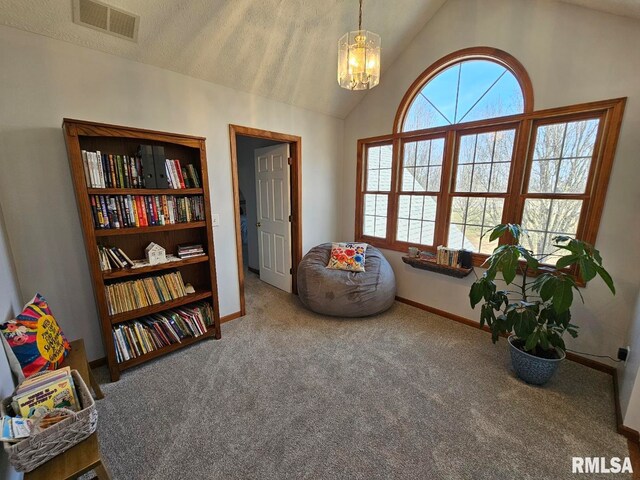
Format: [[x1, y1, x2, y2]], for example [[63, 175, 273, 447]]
[[508, 335, 565, 385]]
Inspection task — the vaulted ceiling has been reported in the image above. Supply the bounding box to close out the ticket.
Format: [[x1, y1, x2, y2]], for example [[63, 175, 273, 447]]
[[0, 0, 637, 118]]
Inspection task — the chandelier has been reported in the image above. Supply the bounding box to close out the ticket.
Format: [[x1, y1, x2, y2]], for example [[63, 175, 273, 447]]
[[337, 0, 381, 90]]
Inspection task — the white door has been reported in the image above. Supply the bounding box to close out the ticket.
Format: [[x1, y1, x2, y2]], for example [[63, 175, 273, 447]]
[[255, 144, 291, 292]]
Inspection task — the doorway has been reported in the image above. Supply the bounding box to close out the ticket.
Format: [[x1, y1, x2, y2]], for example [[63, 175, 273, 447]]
[[229, 125, 302, 317]]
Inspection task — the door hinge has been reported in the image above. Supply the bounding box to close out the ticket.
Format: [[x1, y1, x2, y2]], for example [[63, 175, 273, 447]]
[[289, 267, 293, 274], [287, 157, 292, 165], [288, 214, 292, 222]]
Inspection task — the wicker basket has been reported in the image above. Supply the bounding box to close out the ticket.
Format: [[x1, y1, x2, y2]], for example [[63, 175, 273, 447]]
[[1, 369, 98, 472]]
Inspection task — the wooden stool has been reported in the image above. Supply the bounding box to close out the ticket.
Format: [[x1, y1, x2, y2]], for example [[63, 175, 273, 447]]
[[25, 339, 110, 480]]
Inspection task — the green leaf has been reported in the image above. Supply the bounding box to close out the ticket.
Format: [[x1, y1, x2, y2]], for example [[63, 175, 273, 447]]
[[556, 254, 580, 269], [595, 264, 616, 295], [578, 257, 597, 282], [539, 331, 550, 350], [488, 224, 508, 242], [592, 248, 603, 265], [508, 224, 523, 243], [517, 246, 539, 270], [469, 281, 484, 308], [512, 308, 537, 338], [524, 331, 538, 351], [539, 276, 557, 302], [501, 248, 521, 285], [553, 279, 574, 314]]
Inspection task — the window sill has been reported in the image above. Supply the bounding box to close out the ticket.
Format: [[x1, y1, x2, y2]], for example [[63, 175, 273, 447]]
[[401, 255, 473, 278]]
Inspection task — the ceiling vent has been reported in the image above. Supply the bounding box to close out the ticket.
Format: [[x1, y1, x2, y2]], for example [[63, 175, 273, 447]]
[[72, 0, 139, 42]]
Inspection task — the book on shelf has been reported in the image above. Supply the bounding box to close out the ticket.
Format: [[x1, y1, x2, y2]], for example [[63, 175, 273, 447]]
[[81, 150, 144, 189], [112, 301, 214, 363], [98, 245, 135, 271], [105, 271, 189, 315], [165, 159, 201, 189], [436, 246, 461, 267], [90, 194, 205, 229], [177, 243, 205, 259]]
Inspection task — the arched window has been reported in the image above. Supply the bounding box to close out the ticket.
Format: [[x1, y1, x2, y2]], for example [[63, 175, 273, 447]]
[[355, 47, 625, 267], [402, 59, 525, 131]]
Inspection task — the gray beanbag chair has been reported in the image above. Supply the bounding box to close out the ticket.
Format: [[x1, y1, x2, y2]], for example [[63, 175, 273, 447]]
[[297, 243, 396, 317]]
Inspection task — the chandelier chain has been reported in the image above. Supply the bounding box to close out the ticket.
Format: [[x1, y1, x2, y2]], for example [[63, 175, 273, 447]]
[[358, 0, 363, 31]]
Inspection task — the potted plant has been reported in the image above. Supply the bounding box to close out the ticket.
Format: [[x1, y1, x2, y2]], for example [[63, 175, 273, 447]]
[[469, 224, 615, 385]]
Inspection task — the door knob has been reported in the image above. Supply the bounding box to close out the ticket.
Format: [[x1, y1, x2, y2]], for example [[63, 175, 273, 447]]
[[256, 222, 261, 227]]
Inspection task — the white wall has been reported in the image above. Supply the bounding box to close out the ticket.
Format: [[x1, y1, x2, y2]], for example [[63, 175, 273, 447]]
[[0, 26, 344, 361], [0, 202, 23, 480], [342, 0, 640, 366]]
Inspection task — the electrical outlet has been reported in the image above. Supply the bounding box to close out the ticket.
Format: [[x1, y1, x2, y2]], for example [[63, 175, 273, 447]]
[[618, 346, 630, 363], [212, 214, 220, 227]]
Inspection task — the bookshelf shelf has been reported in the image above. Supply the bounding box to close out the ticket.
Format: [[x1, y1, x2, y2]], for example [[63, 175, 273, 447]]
[[87, 188, 203, 196], [64, 118, 221, 381], [102, 255, 209, 280], [109, 290, 213, 325], [94, 221, 206, 237], [119, 327, 217, 371]]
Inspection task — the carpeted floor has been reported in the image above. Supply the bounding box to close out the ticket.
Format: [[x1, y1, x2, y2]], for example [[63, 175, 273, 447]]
[[93, 272, 629, 479]]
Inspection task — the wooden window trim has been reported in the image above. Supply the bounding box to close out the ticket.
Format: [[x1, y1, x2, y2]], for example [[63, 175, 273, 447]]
[[355, 97, 626, 269], [393, 47, 535, 134]]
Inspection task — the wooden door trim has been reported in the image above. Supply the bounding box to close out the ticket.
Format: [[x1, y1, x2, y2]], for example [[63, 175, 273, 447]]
[[229, 125, 302, 316]]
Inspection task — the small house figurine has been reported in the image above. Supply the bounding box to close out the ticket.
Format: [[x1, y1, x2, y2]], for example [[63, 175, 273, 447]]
[[145, 242, 166, 265]]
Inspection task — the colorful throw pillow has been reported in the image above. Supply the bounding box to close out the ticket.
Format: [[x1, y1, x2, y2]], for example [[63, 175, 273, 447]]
[[327, 242, 368, 272], [0, 294, 71, 378]]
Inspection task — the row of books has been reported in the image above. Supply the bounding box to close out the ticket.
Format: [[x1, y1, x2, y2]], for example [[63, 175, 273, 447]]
[[112, 302, 214, 363], [178, 243, 205, 259], [165, 159, 201, 189], [82, 150, 145, 189], [8, 367, 78, 420], [436, 246, 462, 267], [81, 149, 202, 190], [105, 271, 188, 315], [90, 194, 205, 229], [98, 245, 134, 271]]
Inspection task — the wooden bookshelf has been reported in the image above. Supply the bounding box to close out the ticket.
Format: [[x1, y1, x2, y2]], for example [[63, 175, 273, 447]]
[[63, 119, 221, 381]]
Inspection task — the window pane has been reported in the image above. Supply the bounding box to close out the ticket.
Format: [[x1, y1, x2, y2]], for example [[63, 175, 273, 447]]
[[528, 159, 559, 194], [521, 199, 583, 262], [396, 195, 438, 246], [448, 197, 504, 253], [456, 164, 473, 191], [365, 144, 393, 192], [529, 119, 599, 194], [363, 194, 388, 239], [455, 129, 514, 193], [430, 139, 444, 165], [366, 168, 379, 191], [562, 119, 599, 158], [402, 60, 525, 132], [379, 168, 392, 191], [402, 138, 443, 192]]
